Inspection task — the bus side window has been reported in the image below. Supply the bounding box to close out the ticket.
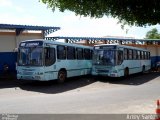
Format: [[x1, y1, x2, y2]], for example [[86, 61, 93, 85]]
[[45, 47, 55, 66], [67, 46, 75, 59], [148, 52, 151, 59], [124, 49, 128, 60], [90, 50, 93, 59], [128, 49, 133, 60], [57, 46, 66, 59], [117, 51, 123, 65], [84, 49, 91, 60], [133, 50, 137, 60], [137, 50, 140, 60], [77, 48, 83, 60], [141, 51, 143, 60]]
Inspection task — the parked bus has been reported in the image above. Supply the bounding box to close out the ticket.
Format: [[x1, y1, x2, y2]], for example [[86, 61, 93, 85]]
[[17, 39, 93, 82], [92, 44, 151, 77]]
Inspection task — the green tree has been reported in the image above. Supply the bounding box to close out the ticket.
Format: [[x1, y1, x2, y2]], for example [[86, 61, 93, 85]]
[[40, 0, 160, 26], [145, 28, 160, 39]]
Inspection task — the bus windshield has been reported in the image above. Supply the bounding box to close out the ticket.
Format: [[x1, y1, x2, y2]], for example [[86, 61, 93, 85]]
[[18, 47, 43, 66], [93, 50, 116, 66]]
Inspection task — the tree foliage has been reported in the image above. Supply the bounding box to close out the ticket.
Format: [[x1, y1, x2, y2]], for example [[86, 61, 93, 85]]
[[145, 28, 160, 39], [40, 0, 160, 26]]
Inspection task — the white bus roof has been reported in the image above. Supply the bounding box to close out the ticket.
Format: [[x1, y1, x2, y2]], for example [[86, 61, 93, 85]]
[[20, 39, 93, 49], [94, 44, 149, 51]]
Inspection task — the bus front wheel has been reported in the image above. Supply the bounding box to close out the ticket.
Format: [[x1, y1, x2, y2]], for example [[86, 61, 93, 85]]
[[57, 70, 66, 83], [124, 68, 129, 77], [142, 66, 145, 73]]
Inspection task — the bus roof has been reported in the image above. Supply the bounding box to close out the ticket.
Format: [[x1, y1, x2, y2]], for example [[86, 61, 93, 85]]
[[94, 44, 149, 51], [20, 39, 93, 49]]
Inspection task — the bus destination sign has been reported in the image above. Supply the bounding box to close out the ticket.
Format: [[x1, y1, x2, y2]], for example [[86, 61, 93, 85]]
[[100, 46, 116, 49], [94, 45, 116, 50], [19, 41, 43, 47]]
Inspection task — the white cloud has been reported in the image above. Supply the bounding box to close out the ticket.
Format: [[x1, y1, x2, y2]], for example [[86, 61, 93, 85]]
[[0, 13, 37, 25], [51, 14, 131, 38], [14, 6, 24, 13], [0, 0, 12, 7]]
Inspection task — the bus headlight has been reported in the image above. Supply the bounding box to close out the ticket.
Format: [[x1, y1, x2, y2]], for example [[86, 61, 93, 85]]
[[17, 70, 22, 74]]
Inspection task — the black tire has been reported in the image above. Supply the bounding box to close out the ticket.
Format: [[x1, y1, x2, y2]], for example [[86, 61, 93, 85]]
[[142, 66, 145, 73], [157, 66, 160, 72], [124, 68, 129, 77], [57, 70, 66, 83]]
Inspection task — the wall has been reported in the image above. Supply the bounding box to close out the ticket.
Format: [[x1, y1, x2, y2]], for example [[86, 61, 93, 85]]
[[0, 31, 43, 52], [0, 31, 43, 74]]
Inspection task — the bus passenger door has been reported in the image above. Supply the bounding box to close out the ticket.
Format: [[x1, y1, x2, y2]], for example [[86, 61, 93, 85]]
[[44, 46, 56, 80], [117, 50, 123, 65]]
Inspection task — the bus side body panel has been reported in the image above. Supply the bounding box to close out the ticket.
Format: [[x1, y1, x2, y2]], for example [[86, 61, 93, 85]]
[[42, 59, 92, 81], [119, 60, 151, 77]]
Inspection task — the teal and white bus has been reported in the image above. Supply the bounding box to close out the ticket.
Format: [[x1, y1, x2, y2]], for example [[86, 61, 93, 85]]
[[17, 39, 93, 82], [92, 44, 151, 77]]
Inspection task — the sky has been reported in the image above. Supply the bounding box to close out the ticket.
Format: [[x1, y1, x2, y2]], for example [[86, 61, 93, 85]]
[[0, 0, 160, 39]]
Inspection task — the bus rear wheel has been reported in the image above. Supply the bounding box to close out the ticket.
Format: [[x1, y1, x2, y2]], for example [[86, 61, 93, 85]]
[[142, 66, 145, 73], [57, 70, 66, 83]]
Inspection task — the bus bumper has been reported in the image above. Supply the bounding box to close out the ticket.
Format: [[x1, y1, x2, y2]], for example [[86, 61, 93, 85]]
[[17, 74, 45, 81], [92, 71, 119, 77]]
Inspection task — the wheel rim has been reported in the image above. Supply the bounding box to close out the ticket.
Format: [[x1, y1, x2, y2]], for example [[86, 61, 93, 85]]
[[58, 71, 66, 82]]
